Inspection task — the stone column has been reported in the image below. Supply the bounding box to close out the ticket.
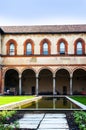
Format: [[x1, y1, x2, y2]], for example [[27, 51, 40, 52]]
[[0, 68, 2, 93], [1, 75, 4, 94], [70, 74, 73, 95], [36, 74, 38, 96], [53, 75, 56, 95], [19, 74, 22, 95]]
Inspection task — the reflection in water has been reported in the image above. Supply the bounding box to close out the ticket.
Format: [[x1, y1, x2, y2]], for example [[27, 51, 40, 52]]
[[53, 98, 56, 110], [20, 97, 80, 110], [70, 102, 73, 109], [63, 98, 67, 106], [36, 100, 38, 110]]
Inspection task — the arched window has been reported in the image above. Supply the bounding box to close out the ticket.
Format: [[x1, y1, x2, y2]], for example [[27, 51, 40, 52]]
[[76, 42, 82, 55], [74, 38, 85, 55], [60, 42, 65, 54], [23, 39, 34, 55], [26, 43, 32, 55], [9, 43, 15, 55], [40, 39, 51, 55], [57, 39, 68, 55], [43, 43, 48, 55], [6, 39, 17, 55]]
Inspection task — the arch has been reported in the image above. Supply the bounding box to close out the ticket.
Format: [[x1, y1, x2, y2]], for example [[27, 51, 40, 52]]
[[55, 68, 70, 95], [23, 39, 34, 55], [57, 38, 68, 54], [74, 38, 85, 55], [6, 39, 17, 55], [72, 67, 86, 75], [38, 68, 53, 95], [72, 68, 86, 95], [4, 68, 20, 78], [22, 69, 36, 95], [21, 67, 36, 76], [4, 69, 19, 95], [38, 67, 53, 75], [55, 67, 71, 75], [40, 38, 51, 55]]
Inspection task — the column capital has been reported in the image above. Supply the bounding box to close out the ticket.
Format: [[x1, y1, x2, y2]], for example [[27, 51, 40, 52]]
[[36, 73, 38, 78], [70, 73, 73, 78], [53, 73, 55, 77], [19, 74, 22, 79]]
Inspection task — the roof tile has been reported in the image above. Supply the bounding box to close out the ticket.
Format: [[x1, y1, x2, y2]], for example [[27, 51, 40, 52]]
[[1, 25, 86, 33]]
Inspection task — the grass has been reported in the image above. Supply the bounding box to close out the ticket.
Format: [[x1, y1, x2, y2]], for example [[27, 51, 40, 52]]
[[0, 96, 35, 106], [70, 96, 86, 105]]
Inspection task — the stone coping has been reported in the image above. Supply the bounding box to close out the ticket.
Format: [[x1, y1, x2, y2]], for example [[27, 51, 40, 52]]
[[66, 96, 86, 110], [0, 96, 42, 110]]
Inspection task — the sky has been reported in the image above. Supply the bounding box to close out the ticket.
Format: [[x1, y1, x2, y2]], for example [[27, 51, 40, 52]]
[[0, 0, 86, 25]]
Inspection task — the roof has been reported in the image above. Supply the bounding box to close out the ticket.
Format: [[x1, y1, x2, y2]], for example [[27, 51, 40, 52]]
[[1, 25, 86, 34]]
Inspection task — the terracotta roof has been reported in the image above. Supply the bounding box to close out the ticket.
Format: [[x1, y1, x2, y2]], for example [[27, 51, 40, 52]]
[[1, 25, 86, 33]]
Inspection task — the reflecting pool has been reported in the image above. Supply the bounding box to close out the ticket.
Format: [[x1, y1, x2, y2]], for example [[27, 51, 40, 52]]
[[18, 97, 81, 110]]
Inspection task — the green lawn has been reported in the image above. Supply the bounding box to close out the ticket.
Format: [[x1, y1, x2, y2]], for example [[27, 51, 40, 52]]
[[70, 96, 86, 105], [0, 96, 35, 106]]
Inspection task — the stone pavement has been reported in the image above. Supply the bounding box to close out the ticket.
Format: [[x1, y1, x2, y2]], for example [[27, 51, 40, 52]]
[[18, 113, 69, 130]]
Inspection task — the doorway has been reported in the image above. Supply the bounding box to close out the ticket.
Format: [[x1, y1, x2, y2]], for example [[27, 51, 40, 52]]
[[63, 86, 67, 95], [31, 86, 35, 95]]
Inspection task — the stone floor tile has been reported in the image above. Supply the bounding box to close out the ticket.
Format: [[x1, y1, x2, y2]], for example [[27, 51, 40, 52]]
[[19, 123, 38, 129], [19, 117, 42, 121], [24, 113, 44, 118], [41, 119, 67, 123], [37, 128, 69, 130], [18, 113, 69, 130], [45, 114, 66, 118], [18, 119, 40, 124], [39, 123, 69, 129]]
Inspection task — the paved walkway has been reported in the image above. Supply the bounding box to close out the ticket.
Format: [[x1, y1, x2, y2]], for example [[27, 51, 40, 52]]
[[18, 113, 69, 130]]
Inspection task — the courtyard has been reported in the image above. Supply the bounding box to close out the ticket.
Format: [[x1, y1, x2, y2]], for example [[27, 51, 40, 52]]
[[0, 96, 86, 129]]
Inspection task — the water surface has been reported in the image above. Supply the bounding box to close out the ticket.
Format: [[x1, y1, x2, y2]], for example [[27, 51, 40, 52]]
[[19, 97, 81, 110]]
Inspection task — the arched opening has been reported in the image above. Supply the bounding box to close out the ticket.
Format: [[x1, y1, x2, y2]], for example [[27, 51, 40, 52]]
[[22, 69, 36, 95], [60, 42, 65, 54], [55, 69, 70, 95], [76, 42, 82, 55], [43, 43, 48, 55], [57, 38, 68, 55], [40, 38, 51, 55], [9, 43, 15, 55], [23, 39, 34, 55], [74, 38, 85, 55], [73, 69, 86, 95], [6, 39, 17, 55], [5, 69, 19, 95], [26, 43, 32, 55], [38, 69, 53, 95]]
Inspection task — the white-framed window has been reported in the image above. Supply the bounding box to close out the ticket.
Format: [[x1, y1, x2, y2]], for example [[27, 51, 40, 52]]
[[43, 43, 48, 55], [26, 43, 32, 55], [9, 43, 15, 55], [76, 42, 82, 55], [60, 42, 65, 54]]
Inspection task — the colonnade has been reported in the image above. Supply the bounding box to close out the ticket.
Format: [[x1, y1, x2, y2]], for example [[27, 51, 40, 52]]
[[17, 73, 73, 95], [1, 68, 86, 95]]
